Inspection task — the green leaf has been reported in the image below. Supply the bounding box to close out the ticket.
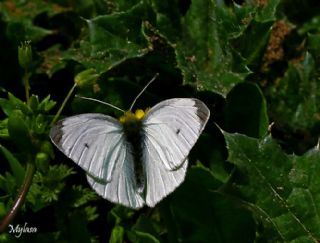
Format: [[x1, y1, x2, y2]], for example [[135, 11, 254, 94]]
[[0, 0, 77, 44], [68, 185, 98, 208], [170, 165, 255, 243], [127, 230, 160, 243], [0, 172, 19, 194], [131, 215, 160, 241], [37, 95, 56, 113], [266, 52, 320, 130], [110, 0, 141, 13], [0, 145, 25, 185], [175, 0, 251, 96], [223, 131, 320, 241], [299, 15, 320, 36], [225, 82, 269, 138], [8, 110, 33, 152], [151, 0, 182, 39], [66, 2, 155, 72], [109, 205, 135, 225], [0, 1, 61, 43], [0, 119, 9, 139], [0, 92, 31, 116], [254, 0, 280, 23], [307, 33, 320, 60], [4, 18, 52, 44], [233, 20, 273, 68], [84, 205, 98, 221], [27, 164, 75, 211], [110, 226, 125, 243]]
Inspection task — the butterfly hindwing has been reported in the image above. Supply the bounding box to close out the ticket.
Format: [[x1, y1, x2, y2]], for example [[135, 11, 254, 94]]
[[142, 98, 210, 206], [86, 143, 145, 209]]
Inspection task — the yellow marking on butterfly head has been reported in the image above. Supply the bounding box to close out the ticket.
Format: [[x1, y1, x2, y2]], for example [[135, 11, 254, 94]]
[[119, 108, 149, 124]]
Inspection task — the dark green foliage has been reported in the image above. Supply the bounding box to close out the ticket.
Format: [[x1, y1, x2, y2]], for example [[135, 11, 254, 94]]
[[1, 0, 320, 242]]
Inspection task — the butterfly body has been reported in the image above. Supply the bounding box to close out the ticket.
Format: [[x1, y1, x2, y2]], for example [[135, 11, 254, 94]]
[[50, 98, 210, 209], [121, 112, 145, 194]]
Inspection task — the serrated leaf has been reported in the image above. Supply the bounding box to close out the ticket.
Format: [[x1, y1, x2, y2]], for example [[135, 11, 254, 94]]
[[4, 19, 52, 44], [170, 165, 255, 243], [175, 0, 251, 96], [27, 164, 75, 211], [68, 185, 98, 208], [0, 1, 66, 43], [267, 52, 320, 130], [66, 2, 155, 72], [223, 131, 320, 241], [233, 20, 273, 68], [254, 0, 280, 23]]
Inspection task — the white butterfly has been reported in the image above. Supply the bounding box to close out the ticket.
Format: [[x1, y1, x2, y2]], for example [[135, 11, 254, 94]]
[[50, 86, 210, 209]]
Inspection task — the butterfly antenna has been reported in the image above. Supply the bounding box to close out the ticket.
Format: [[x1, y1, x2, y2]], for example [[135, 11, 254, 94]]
[[75, 95, 125, 113], [129, 73, 159, 111]]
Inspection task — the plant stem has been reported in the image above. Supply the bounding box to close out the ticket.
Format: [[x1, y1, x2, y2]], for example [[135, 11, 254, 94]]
[[0, 162, 35, 233], [51, 83, 77, 125]]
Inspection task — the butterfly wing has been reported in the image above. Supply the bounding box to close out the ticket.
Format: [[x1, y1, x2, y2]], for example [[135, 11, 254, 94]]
[[86, 151, 145, 209], [142, 98, 210, 206], [50, 113, 125, 182], [50, 113, 145, 208]]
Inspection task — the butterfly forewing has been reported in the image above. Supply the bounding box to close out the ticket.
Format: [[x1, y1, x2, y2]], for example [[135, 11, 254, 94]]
[[142, 98, 210, 206], [143, 98, 210, 170], [50, 113, 123, 182]]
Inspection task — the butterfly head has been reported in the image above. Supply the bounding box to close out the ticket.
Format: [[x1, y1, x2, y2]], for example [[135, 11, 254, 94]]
[[119, 108, 149, 124]]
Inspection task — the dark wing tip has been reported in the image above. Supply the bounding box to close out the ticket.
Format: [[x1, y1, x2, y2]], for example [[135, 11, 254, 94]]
[[49, 120, 64, 147], [193, 99, 210, 127]]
